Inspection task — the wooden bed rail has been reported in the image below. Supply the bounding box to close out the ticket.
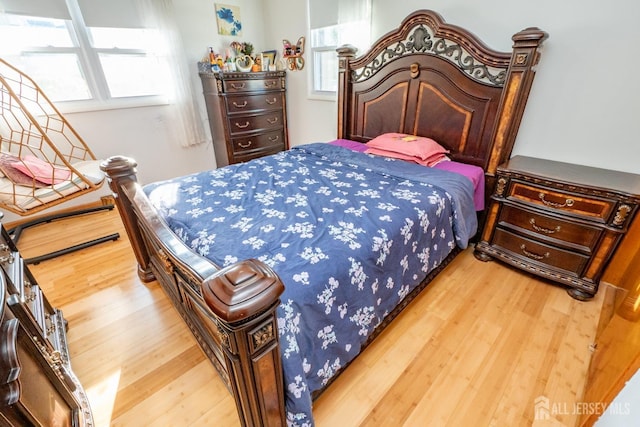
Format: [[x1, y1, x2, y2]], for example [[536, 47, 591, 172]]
[[101, 157, 287, 426]]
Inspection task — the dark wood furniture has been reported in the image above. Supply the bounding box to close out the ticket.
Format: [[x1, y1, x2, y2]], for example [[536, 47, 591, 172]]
[[475, 156, 640, 300], [102, 10, 547, 426], [199, 68, 289, 166], [0, 222, 93, 426]]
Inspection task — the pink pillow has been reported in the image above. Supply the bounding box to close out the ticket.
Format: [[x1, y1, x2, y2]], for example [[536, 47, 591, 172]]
[[365, 133, 449, 160], [9, 154, 71, 185], [0, 153, 47, 188]]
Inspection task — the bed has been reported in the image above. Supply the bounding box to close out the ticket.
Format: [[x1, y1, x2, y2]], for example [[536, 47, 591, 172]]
[[101, 10, 547, 427]]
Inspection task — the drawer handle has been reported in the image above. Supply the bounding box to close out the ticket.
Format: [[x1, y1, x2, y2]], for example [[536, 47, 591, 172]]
[[529, 218, 561, 234], [267, 117, 279, 124], [264, 80, 277, 88], [230, 83, 246, 89], [520, 244, 549, 260], [268, 135, 279, 142], [539, 193, 574, 208], [234, 121, 250, 129], [238, 141, 253, 148], [233, 101, 248, 108], [265, 97, 277, 105]]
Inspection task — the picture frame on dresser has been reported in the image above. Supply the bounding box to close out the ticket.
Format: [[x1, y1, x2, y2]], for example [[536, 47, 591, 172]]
[[474, 155, 640, 300], [261, 50, 277, 70]]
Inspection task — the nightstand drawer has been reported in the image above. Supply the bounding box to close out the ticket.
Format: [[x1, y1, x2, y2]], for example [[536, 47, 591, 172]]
[[508, 181, 615, 222], [226, 93, 283, 114], [498, 204, 602, 252], [228, 112, 283, 136], [223, 77, 281, 93], [232, 130, 285, 154], [492, 228, 590, 276]]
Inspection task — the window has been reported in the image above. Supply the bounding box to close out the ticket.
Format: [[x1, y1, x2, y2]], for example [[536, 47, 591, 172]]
[[308, 0, 371, 99], [0, 0, 167, 108]]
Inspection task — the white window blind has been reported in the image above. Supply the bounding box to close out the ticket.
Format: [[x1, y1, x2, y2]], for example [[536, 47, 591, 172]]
[[309, 0, 338, 30], [0, 0, 71, 20], [76, 0, 142, 28]]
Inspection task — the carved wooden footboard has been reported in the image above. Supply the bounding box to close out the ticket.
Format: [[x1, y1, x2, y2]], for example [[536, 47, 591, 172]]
[[101, 10, 547, 426], [101, 156, 287, 426]]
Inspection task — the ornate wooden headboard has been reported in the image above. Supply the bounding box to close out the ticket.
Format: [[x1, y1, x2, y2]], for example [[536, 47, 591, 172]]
[[337, 9, 547, 176]]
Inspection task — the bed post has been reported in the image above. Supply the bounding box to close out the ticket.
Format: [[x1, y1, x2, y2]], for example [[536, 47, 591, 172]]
[[336, 45, 357, 139], [100, 156, 154, 282], [487, 27, 548, 176], [202, 260, 286, 427]]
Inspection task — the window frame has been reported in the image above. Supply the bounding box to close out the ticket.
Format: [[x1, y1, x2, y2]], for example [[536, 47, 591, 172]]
[[309, 43, 340, 101], [307, 0, 371, 101], [0, 0, 168, 112]]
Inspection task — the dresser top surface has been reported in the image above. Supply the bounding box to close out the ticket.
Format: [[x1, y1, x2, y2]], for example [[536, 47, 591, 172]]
[[500, 156, 640, 197]]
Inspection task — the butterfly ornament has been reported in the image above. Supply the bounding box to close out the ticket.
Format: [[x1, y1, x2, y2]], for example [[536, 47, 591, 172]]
[[282, 36, 305, 71]]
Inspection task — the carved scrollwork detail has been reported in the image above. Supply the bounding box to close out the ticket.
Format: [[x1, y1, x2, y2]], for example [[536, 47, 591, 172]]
[[214, 322, 230, 351], [252, 323, 274, 350], [613, 204, 631, 227], [0, 243, 13, 265], [157, 249, 174, 275], [351, 24, 506, 86], [514, 53, 528, 65], [495, 177, 508, 196]]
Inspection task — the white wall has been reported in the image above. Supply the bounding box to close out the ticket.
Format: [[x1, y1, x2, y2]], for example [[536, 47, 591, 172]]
[[595, 367, 639, 426]]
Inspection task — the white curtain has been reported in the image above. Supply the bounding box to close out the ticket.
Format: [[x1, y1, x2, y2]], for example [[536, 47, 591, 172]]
[[137, 0, 208, 148]]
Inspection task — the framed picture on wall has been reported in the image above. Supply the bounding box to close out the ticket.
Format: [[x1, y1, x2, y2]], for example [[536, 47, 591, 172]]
[[215, 4, 242, 36]]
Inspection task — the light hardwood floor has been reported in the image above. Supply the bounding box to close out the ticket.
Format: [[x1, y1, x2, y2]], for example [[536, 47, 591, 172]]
[[14, 207, 605, 427]]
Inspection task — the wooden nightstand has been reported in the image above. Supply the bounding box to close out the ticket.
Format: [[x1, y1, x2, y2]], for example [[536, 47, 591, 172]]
[[474, 156, 640, 300]]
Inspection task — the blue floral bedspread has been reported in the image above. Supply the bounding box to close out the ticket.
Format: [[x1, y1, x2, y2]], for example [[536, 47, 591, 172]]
[[143, 143, 477, 426]]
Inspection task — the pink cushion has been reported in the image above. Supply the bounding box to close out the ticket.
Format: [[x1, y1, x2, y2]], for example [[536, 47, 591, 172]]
[[0, 153, 46, 188], [10, 154, 71, 185], [365, 133, 449, 160]]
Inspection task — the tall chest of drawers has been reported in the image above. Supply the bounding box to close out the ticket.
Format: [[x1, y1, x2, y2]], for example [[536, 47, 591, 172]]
[[199, 69, 289, 166], [474, 156, 640, 300], [0, 222, 92, 426]]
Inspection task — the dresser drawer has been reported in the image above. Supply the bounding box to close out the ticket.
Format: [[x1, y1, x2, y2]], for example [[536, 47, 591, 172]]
[[492, 228, 590, 276], [498, 204, 602, 253], [228, 111, 283, 136], [223, 77, 281, 93], [508, 181, 615, 222], [232, 130, 285, 154], [226, 93, 283, 114]]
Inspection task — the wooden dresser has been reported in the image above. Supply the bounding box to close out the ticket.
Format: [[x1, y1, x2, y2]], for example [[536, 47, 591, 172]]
[[0, 222, 92, 426], [475, 156, 640, 300], [199, 68, 289, 166]]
